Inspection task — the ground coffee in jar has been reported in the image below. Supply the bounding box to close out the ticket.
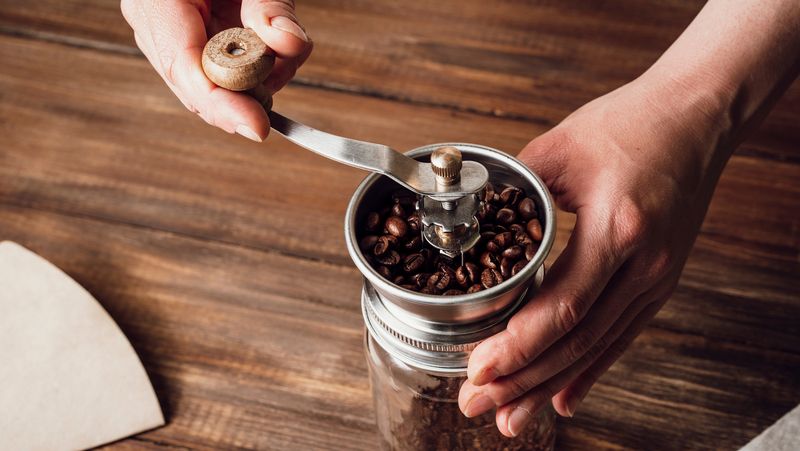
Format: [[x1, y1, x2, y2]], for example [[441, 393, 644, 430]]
[[346, 144, 557, 451]]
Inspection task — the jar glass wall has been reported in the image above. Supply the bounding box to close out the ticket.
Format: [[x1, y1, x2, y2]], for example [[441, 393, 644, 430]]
[[365, 332, 556, 451]]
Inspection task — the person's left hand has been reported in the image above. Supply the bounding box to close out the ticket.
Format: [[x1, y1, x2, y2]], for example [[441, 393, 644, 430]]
[[457, 74, 731, 437]]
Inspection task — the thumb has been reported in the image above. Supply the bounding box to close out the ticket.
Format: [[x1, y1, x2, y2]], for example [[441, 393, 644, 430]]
[[516, 129, 570, 194], [241, 0, 310, 58]]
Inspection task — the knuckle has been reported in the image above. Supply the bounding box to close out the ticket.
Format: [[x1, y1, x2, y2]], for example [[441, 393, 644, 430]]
[[503, 322, 535, 368], [554, 293, 589, 335], [503, 375, 530, 400], [612, 200, 648, 251], [564, 330, 596, 363]]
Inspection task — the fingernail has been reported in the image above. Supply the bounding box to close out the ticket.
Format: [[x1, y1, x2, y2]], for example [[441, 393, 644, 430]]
[[270, 16, 308, 42], [507, 406, 532, 437], [464, 393, 494, 418], [565, 394, 585, 418], [472, 367, 499, 385], [236, 124, 262, 142]]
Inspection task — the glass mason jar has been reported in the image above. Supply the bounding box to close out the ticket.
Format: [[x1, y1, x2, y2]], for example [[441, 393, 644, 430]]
[[346, 143, 557, 451], [365, 331, 556, 451]]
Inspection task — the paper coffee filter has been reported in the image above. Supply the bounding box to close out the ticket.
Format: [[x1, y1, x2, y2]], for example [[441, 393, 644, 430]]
[[0, 241, 164, 450]]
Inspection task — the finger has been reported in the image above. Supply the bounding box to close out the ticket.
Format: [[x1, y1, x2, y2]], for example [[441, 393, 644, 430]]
[[135, 0, 270, 140], [552, 299, 664, 418], [241, 0, 310, 58], [263, 38, 314, 93], [493, 296, 661, 438], [467, 207, 635, 386], [134, 32, 196, 113], [460, 262, 650, 416], [459, 284, 652, 419], [516, 129, 570, 196]]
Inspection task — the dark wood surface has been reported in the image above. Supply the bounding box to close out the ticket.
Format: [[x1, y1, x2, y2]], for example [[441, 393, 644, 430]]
[[0, 1, 798, 450]]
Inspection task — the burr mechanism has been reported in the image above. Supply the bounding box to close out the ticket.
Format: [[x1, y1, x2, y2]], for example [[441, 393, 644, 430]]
[[201, 28, 487, 256], [421, 147, 482, 257]]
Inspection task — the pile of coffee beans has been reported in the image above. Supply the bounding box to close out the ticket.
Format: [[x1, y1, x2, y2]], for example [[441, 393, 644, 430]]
[[358, 182, 543, 295]]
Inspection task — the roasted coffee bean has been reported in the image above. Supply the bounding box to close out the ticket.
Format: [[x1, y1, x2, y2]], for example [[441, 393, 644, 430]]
[[467, 284, 483, 294], [374, 235, 397, 256], [481, 268, 503, 288], [493, 231, 513, 248], [365, 212, 381, 232], [480, 223, 495, 233], [407, 211, 421, 232], [427, 271, 451, 291], [443, 289, 465, 296], [419, 286, 437, 295], [359, 235, 379, 253], [500, 257, 513, 279], [525, 242, 538, 261], [518, 197, 538, 220], [438, 263, 456, 281], [480, 203, 497, 222], [493, 225, 508, 233], [480, 231, 497, 243], [514, 231, 533, 246], [393, 275, 406, 285], [455, 262, 480, 288], [527, 218, 543, 241], [411, 272, 430, 288], [385, 216, 408, 238], [480, 251, 499, 269], [402, 236, 422, 252], [502, 245, 523, 260], [509, 223, 525, 235], [512, 260, 527, 276], [499, 186, 523, 206], [376, 265, 393, 279], [391, 203, 406, 218], [375, 250, 401, 266], [486, 241, 501, 254], [483, 182, 496, 204], [496, 208, 517, 225], [403, 253, 425, 273]]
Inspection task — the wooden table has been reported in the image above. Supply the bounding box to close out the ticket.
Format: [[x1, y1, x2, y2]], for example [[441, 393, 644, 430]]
[[1, 1, 798, 449]]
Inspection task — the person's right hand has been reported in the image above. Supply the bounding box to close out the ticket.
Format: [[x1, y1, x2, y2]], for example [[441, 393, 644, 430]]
[[122, 0, 313, 142]]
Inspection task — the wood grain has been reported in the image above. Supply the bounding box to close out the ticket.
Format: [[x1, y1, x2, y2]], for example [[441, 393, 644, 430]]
[[0, 1, 798, 450]]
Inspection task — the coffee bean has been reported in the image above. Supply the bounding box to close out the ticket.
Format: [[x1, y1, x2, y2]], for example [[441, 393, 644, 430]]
[[514, 231, 532, 246], [502, 245, 523, 260], [518, 197, 538, 220], [375, 250, 401, 266], [374, 235, 397, 256], [527, 218, 543, 241], [493, 231, 513, 248], [407, 211, 421, 232], [485, 241, 500, 254], [393, 275, 406, 285], [509, 223, 525, 235], [499, 186, 523, 207], [385, 216, 408, 238], [494, 225, 508, 233], [483, 182, 496, 204], [525, 242, 538, 261], [438, 263, 456, 281], [365, 212, 381, 232], [427, 271, 451, 291], [419, 286, 438, 295], [481, 268, 503, 288], [391, 203, 406, 217], [480, 231, 497, 243], [376, 265, 393, 279], [480, 251, 499, 269], [496, 208, 517, 225], [479, 204, 497, 222], [403, 253, 425, 273], [500, 257, 513, 278], [511, 260, 527, 276], [467, 284, 483, 294], [359, 235, 379, 253], [443, 289, 465, 296], [411, 272, 430, 288], [480, 223, 495, 233], [455, 262, 480, 287], [403, 236, 422, 251]]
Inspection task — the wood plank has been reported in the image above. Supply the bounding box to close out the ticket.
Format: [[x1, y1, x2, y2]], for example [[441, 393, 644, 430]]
[[2, 205, 798, 450], [0, 0, 797, 163]]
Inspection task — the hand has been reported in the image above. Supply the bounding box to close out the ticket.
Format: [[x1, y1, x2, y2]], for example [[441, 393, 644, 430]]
[[121, 0, 313, 142], [457, 74, 732, 436]]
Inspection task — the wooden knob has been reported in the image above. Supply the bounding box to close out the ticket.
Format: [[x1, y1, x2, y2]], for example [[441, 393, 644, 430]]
[[202, 28, 274, 92]]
